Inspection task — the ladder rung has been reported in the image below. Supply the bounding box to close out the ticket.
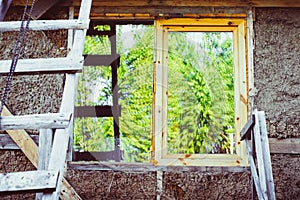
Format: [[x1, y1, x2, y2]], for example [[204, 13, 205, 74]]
[[0, 19, 89, 32], [0, 57, 83, 74], [0, 113, 72, 130], [0, 170, 59, 192]]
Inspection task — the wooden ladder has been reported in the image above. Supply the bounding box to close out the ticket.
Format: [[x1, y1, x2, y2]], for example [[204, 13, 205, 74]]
[[241, 109, 276, 200], [0, 0, 92, 199]]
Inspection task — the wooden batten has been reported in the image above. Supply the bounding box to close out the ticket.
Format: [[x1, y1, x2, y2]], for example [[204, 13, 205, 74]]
[[0, 57, 83, 74], [253, 110, 268, 200], [0, 170, 59, 192], [0, 133, 39, 149], [0, 20, 89, 32], [258, 111, 276, 200], [0, 113, 71, 130], [13, 0, 300, 8]]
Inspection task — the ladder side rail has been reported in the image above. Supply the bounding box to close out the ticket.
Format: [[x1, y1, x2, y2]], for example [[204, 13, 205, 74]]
[[253, 109, 268, 200], [258, 111, 276, 200], [245, 139, 265, 200], [42, 74, 77, 200], [42, 0, 92, 193]]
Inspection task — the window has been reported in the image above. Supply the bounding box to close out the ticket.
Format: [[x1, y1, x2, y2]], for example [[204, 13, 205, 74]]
[[152, 18, 248, 166]]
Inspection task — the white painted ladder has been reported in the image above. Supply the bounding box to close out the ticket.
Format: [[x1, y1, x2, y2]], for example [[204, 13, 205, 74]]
[[0, 0, 92, 199], [241, 109, 276, 200]]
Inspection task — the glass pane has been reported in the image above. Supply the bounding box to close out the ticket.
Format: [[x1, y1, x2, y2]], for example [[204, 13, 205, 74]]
[[167, 32, 235, 154]]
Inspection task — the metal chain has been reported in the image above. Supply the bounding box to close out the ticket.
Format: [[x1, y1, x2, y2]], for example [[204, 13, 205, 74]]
[[0, 0, 36, 115]]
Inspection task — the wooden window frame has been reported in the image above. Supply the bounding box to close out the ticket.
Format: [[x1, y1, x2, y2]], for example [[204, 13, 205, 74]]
[[152, 18, 248, 166]]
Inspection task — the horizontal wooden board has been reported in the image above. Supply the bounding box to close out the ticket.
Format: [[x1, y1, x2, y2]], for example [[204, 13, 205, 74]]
[[0, 170, 59, 192], [0, 113, 71, 130], [13, 0, 300, 8], [0, 57, 83, 74], [269, 138, 300, 154], [0, 133, 39, 149], [68, 161, 249, 173], [0, 19, 89, 32]]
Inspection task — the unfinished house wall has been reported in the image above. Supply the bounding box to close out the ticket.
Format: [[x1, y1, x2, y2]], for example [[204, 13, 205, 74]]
[[0, 6, 299, 200], [254, 8, 300, 200], [0, 7, 67, 199]]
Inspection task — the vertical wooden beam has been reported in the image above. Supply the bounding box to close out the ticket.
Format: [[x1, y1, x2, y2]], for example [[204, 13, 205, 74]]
[[156, 171, 163, 200], [67, 6, 75, 162], [36, 129, 53, 200], [235, 20, 248, 165], [258, 111, 276, 200], [253, 109, 268, 200], [161, 27, 168, 158], [247, 8, 255, 117], [42, 75, 77, 200], [245, 139, 264, 200], [153, 21, 164, 164]]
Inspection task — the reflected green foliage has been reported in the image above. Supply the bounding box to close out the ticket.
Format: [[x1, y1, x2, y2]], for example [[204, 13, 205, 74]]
[[74, 25, 234, 161]]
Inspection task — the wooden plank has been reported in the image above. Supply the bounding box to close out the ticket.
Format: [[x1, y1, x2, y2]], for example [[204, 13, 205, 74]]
[[36, 129, 53, 200], [0, 170, 59, 192], [68, 161, 249, 173], [83, 54, 120, 66], [269, 138, 300, 154], [1, 106, 82, 200], [0, 19, 89, 32], [157, 18, 245, 27], [38, 129, 53, 170], [0, 113, 71, 130], [13, 0, 300, 7], [258, 111, 276, 200], [2, 106, 39, 168], [30, 0, 61, 19], [253, 109, 268, 200], [0, 133, 39, 149], [0, 57, 83, 74], [240, 114, 255, 140], [247, 9, 255, 117], [87, 6, 247, 16], [245, 139, 264, 200], [157, 171, 163, 200], [153, 20, 164, 164], [42, 74, 77, 200]]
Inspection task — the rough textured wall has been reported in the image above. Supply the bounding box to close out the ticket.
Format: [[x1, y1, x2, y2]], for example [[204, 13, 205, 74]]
[[271, 154, 300, 200], [0, 7, 67, 115], [254, 8, 300, 200], [254, 8, 300, 138], [65, 169, 251, 200], [0, 6, 68, 200]]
